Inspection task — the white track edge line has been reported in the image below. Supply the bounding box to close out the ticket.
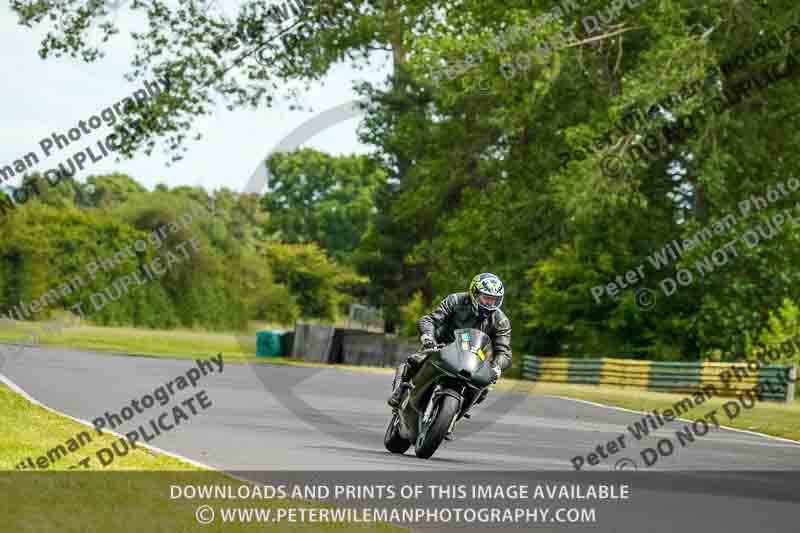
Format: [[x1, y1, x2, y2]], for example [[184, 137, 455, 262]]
[[5, 362, 797, 469], [0, 371, 233, 473], [540, 393, 800, 446], [0, 372, 419, 494], [0, 373, 284, 489]]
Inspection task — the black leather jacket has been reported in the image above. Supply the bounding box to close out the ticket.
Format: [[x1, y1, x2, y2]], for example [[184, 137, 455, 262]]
[[417, 292, 512, 370]]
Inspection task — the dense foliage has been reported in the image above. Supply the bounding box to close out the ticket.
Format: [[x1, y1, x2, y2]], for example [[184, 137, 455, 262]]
[[0, 173, 364, 330], [8, 0, 800, 365]]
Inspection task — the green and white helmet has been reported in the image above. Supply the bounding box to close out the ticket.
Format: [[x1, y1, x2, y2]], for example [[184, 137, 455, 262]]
[[469, 273, 505, 317]]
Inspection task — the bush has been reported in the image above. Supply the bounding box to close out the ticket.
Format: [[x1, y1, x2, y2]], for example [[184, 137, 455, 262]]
[[750, 298, 800, 365]]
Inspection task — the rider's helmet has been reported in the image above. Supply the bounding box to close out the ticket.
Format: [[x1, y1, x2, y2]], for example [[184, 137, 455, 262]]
[[469, 273, 505, 320]]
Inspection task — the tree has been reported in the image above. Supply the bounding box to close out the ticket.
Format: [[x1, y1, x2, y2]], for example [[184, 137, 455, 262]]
[[261, 148, 385, 263], [265, 242, 366, 321], [10, 0, 800, 359], [85, 173, 147, 208]]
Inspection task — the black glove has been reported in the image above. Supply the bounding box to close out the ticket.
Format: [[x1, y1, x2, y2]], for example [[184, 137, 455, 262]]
[[420, 334, 437, 350]]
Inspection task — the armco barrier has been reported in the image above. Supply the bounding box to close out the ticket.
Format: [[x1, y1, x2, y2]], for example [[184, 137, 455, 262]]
[[340, 331, 388, 366], [280, 331, 294, 357], [290, 323, 336, 363], [340, 332, 418, 368], [522, 355, 797, 402], [289, 323, 419, 367]]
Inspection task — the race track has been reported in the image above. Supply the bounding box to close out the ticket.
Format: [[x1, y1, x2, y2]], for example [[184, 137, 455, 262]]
[[2, 345, 799, 472]]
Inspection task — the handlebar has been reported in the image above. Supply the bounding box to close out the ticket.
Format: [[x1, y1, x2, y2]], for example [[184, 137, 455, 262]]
[[421, 343, 446, 352]]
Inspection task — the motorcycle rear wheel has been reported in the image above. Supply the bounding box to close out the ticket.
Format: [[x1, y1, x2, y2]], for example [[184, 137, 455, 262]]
[[414, 395, 459, 459]]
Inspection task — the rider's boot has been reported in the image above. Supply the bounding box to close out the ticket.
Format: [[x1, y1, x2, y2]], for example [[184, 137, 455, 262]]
[[387, 382, 411, 408], [387, 355, 427, 408], [387, 363, 413, 408]]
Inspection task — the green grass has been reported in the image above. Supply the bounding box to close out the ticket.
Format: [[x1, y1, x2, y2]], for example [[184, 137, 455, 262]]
[[2, 319, 798, 442], [0, 381, 194, 472], [0, 318, 260, 362], [0, 384, 402, 532], [0, 319, 395, 373]]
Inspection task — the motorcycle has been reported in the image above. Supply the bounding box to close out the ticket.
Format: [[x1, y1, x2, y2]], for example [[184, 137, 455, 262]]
[[384, 328, 497, 459]]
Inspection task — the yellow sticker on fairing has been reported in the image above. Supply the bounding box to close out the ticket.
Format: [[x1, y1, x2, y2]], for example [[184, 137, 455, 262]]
[[477, 349, 485, 360]]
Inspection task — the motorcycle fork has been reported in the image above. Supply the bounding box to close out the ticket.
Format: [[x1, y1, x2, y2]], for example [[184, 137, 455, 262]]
[[423, 384, 465, 430], [445, 386, 466, 434], [421, 384, 441, 425], [398, 379, 414, 410]]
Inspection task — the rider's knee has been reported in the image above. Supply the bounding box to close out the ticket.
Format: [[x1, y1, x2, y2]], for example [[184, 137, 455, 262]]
[[408, 352, 427, 368], [475, 388, 489, 405]]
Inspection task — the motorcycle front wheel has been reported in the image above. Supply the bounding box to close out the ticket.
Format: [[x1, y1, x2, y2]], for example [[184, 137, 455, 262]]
[[414, 394, 460, 459]]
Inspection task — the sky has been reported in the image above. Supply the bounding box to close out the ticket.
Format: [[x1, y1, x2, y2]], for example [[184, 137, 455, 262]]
[[0, 0, 391, 194]]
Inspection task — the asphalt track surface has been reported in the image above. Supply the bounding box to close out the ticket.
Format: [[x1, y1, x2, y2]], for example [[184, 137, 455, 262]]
[[2, 345, 799, 472], [4, 345, 800, 532]]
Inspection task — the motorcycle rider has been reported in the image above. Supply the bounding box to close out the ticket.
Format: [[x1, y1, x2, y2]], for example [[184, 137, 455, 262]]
[[387, 273, 512, 439]]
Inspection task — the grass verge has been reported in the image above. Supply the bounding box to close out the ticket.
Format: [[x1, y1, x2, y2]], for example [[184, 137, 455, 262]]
[[493, 379, 800, 442], [0, 384, 401, 532], [0, 320, 395, 372], [0, 319, 259, 362]]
